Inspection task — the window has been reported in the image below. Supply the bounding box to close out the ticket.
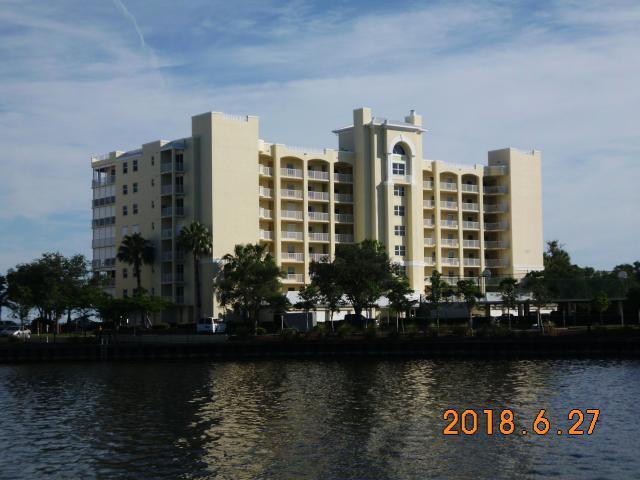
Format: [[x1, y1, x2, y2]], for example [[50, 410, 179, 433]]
[[448, 251, 455, 258], [133, 159, 138, 172], [397, 265, 406, 277], [133, 182, 138, 193], [151, 222, 155, 230], [121, 226, 128, 236], [394, 245, 406, 256], [393, 144, 406, 155], [287, 266, 295, 275], [122, 184, 128, 195], [151, 201, 155, 209], [132, 224, 140, 233], [394, 225, 405, 236], [122, 162, 128, 174], [123, 268, 128, 279], [133, 204, 138, 215], [394, 185, 405, 197], [394, 205, 405, 216], [151, 155, 154, 166], [392, 163, 406, 175], [122, 206, 128, 216], [151, 178, 155, 187], [123, 289, 128, 298]]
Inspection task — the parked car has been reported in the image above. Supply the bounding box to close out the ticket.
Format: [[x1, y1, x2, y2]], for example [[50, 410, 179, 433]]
[[0, 325, 31, 339], [196, 317, 226, 334]]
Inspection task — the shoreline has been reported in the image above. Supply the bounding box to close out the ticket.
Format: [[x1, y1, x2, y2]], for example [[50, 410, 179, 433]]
[[1, 334, 639, 363]]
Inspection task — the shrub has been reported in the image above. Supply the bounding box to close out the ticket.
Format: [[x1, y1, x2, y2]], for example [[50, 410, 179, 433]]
[[364, 324, 377, 338], [281, 327, 299, 340], [405, 323, 418, 336], [337, 323, 353, 337], [256, 326, 267, 335], [152, 322, 170, 331]]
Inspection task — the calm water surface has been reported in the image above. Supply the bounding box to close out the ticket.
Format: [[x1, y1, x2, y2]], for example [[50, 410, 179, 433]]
[[0, 359, 638, 479]]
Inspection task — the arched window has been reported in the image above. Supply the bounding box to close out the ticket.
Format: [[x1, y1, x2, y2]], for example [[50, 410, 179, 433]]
[[392, 144, 406, 155]]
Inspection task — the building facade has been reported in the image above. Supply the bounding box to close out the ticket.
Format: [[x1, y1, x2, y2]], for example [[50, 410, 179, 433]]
[[91, 107, 543, 323]]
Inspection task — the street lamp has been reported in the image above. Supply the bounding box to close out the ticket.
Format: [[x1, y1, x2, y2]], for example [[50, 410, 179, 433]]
[[618, 271, 628, 326]]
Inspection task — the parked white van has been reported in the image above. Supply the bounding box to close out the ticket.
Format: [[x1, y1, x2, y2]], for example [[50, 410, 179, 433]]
[[196, 317, 226, 334]]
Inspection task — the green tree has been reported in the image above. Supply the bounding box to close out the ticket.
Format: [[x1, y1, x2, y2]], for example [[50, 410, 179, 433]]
[[523, 271, 549, 330], [333, 240, 394, 326], [296, 283, 320, 331], [178, 222, 213, 322], [499, 277, 519, 328], [457, 279, 482, 331], [117, 233, 155, 294], [214, 243, 285, 335], [425, 270, 453, 329], [309, 258, 344, 333], [387, 268, 414, 332], [591, 291, 610, 325]]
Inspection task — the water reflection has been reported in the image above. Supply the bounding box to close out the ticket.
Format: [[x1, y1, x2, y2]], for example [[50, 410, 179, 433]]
[[0, 360, 638, 479]]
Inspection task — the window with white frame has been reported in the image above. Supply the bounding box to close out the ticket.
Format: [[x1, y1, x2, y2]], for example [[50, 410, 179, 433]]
[[394, 225, 405, 236], [394, 185, 405, 197], [394, 245, 406, 256], [394, 205, 405, 216], [392, 163, 406, 175]]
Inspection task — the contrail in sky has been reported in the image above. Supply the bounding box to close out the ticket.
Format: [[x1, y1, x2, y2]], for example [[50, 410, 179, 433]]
[[111, 0, 146, 48]]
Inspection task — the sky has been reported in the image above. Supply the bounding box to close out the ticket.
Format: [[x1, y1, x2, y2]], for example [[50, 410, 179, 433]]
[[0, 0, 638, 272]]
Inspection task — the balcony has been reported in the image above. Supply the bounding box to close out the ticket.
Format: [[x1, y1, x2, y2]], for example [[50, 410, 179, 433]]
[[440, 201, 458, 210], [424, 219, 435, 228], [441, 238, 459, 247], [335, 213, 353, 223], [424, 237, 435, 246], [462, 221, 480, 230], [160, 163, 172, 173], [92, 258, 116, 269], [424, 257, 435, 266], [259, 207, 273, 219], [259, 165, 273, 176], [440, 182, 457, 192], [484, 204, 508, 213], [161, 273, 173, 284], [443, 277, 459, 286], [175, 272, 185, 283], [307, 191, 329, 201], [309, 253, 329, 262], [92, 176, 116, 188], [484, 240, 509, 249], [259, 229, 273, 240], [442, 257, 460, 266], [282, 189, 304, 199], [161, 251, 173, 262], [259, 186, 273, 198], [441, 220, 458, 229], [484, 222, 508, 231], [92, 237, 115, 248], [175, 162, 184, 173], [463, 240, 480, 248], [281, 252, 304, 262], [393, 174, 413, 183], [308, 211, 329, 222], [462, 184, 479, 193], [282, 231, 304, 241], [462, 202, 479, 212], [423, 200, 435, 209], [485, 258, 509, 267], [309, 232, 329, 242], [334, 173, 353, 183], [161, 184, 183, 196], [308, 170, 329, 181], [282, 210, 304, 220], [281, 167, 303, 179], [423, 180, 434, 189], [285, 273, 304, 283], [484, 185, 508, 195], [485, 165, 508, 176], [175, 206, 185, 217], [463, 258, 481, 266], [335, 234, 354, 243], [334, 193, 353, 203], [161, 207, 173, 217], [161, 229, 173, 239]]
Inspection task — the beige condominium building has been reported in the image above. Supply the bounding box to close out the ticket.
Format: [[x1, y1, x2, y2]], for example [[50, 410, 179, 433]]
[[91, 107, 543, 323]]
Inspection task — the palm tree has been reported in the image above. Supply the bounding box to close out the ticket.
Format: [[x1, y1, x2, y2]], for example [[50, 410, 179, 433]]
[[117, 233, 154, 294], [178, 222, 213, 322], [456, 279, 482, 332]]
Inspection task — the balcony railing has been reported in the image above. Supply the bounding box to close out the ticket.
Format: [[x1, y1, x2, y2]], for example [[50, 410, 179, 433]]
[[161, 229, 173, 239], [92, 237, 115, 248], [309, 253, 329, 262], [285, 273, 304, 283], [484, 241, 509, 249], [308, 211, 329, 221], [485, 165, 508, 176], [161, 185, 173, 195], [160, 163, 172, 173], [282, 210, 304, 220], [282, 189, 304, 199], [462, 202, 479, 212], [175, 206, 185, 216], [161, 273, 173, 283], [462, 184, 479, 193], [424, 257, 435, 266], [334, 193, 353, 203], [307, 170, 329, 181], [259, 229, 273, 240], [281, 252, 304, 262], [484, 222, 509, 231], [462, 221, 480, 230], [259, 165, 273, 176], [441, 239, 459, 247], [92, 258, 116, 269], [443, 277, 459, 286], [259, 207, 273, 219], [440, 201, 458, 210], [281, 167, 303, 178], [161, 207, 172, 217], [161, 251, 173, 262], [424, 237, 435, 246], [441, 220, 458, 229], [483, 185, 508, 194], [259, 186, 273, 198], [334, 173, 353, 183], [485, 258, 509, 267], [282, 231, 304, 240], [484, 204, 508, 213], [335, 234, 354, 243], [440, 182, 457, 192], [423, 180, 434, 189], [423, 200, 435, 208], [463, 240, 480, 248], [442, 257, 460, 266], [424, 219, 435, 227], [92, 176, 116, 188], [463, 258, 481, 266], [307, 191, 329, 201], [309, 232, 329, 242], [335, 213, 353, 223]]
